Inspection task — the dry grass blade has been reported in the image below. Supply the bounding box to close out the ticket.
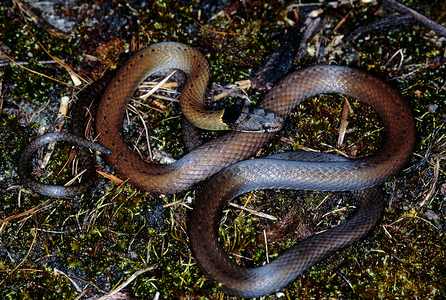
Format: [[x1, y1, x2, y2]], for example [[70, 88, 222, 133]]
[[338, 99, 353, 146], [139, 71, 176, 100], [127, 104, 153, 161], [229, 202, 277, 221], [0, 203, 53, 225], [94, 265, 159, 300], [0, 226, 37, 286], [419, 157, 440, 207]]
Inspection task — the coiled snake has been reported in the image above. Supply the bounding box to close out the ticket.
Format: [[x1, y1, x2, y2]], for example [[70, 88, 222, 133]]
[[18, 42, 416, 297]]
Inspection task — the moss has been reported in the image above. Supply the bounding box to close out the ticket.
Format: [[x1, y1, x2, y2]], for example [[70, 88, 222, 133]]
[[1, 0, 445, 299]]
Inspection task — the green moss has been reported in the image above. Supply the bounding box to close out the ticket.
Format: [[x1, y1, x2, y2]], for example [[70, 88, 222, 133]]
[[1, 0, 445, 299]]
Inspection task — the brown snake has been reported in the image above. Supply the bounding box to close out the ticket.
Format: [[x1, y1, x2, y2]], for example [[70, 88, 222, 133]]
[[19, 42, 416, 297]]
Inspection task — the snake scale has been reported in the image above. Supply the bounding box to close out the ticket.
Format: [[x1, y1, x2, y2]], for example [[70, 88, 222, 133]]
[[18, 42, 416, 297]]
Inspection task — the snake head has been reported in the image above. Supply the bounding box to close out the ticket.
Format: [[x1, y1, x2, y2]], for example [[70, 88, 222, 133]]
[[223, 106, 284, 133]]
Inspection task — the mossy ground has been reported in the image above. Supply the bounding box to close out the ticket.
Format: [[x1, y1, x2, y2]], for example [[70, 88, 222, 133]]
[[0, 0, 445, 299]]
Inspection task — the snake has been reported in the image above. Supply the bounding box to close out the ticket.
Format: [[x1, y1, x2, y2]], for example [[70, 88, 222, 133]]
[[18, 42, 416, 297]]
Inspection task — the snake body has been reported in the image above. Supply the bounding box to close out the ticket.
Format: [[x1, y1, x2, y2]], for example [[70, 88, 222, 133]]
[[191, 153, 386, 297], [187, 59, 415, 296], [95, 42, 286, 194], [19, 42, 416, 297]]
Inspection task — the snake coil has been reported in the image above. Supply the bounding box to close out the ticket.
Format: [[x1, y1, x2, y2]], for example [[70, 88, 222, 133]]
[[19, 42, 415, 297]]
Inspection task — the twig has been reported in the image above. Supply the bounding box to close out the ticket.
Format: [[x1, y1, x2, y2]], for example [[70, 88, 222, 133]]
[[332, 8, 354, 33], [0, 59, 60, 67], [192, 17, 241, 36], [348, 15, 413, 42], [12, 0, 69, 39], [0, 203, 52, 225], [263, 230, 269, 264], [383, 0, 446, 37], [0, 49, 76, 88], [229, 202, 277, 221]]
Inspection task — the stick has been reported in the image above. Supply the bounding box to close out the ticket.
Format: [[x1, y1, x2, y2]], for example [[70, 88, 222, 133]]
[[383, 0, 446, 37]]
